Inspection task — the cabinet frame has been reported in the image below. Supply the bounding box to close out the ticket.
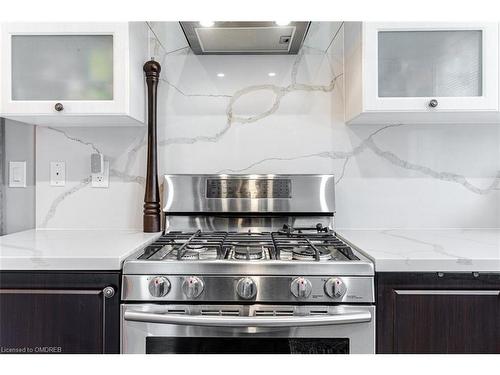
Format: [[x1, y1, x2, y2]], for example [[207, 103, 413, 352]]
[[1, 23, 128, 116], [364, 22, 499, 112]]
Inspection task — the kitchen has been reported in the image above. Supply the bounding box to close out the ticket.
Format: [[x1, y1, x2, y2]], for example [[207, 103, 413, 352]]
[[0, 0, 499, 372]]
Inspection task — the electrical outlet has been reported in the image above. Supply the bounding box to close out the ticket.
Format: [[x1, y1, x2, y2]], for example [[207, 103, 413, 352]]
[[91, 161, 109, 188], [50, 161, 66, 187]]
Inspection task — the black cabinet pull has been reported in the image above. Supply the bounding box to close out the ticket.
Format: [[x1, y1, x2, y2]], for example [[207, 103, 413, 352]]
[[54, 102, 64, 112], [428, 99, 438, 108]]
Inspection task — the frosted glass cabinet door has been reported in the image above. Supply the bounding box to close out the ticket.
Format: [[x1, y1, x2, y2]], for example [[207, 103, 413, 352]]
[[364, 23, 499, 112], [378, 30, 482, 98], [1, 23, 128, 117], [11, 35, 113, 100]]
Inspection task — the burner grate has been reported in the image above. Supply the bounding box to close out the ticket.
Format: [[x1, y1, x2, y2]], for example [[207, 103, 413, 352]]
[[137, 227, 358, 262], [139, 231, 227, 261], [272, 231, 358, 262]]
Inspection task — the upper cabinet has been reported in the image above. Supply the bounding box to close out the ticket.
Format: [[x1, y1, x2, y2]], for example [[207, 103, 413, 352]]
[[0, 23, 148, 126], [344, 22, 500, 125]]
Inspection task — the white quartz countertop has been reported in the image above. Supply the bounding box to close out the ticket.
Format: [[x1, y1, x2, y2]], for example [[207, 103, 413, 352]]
[[337, 229, 500, 273], [2, 228, 499, 273], [0, 229, 161, 271]]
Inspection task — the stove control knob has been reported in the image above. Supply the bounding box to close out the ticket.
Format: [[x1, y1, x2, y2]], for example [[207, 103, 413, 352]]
[[182, 276, 204, 299], [236, 277, 257, 299], [290, 277, 313, 298], [324, 277, 347, 299], [148, 276, 171, 298]]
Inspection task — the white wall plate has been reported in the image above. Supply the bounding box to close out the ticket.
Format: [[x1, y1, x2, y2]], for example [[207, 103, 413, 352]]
[[8, 161, 26, 188], [91, 161, 109, 188], [50, 161, 65, 186]]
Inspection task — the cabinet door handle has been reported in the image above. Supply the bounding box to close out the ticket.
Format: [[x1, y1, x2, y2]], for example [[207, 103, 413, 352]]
[[395, 290, 499, 296], [0, 289, 100, 295], [54, 102, 64, 112]]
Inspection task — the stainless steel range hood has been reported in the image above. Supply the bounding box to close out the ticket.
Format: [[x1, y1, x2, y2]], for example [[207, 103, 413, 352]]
[[179, 22, 310, 55]]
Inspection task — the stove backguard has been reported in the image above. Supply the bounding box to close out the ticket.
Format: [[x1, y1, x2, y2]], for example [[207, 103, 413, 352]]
[[162, 175, 335, 214], [161, 174, 335, 232]]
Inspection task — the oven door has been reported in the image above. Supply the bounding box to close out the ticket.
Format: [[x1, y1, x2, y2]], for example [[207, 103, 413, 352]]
[[121, 304, 375, 354]]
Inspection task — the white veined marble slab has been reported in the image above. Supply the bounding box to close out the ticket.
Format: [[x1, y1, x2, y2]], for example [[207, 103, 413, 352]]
[[337, 229, 500, 272], [0, 229, 161, 270]]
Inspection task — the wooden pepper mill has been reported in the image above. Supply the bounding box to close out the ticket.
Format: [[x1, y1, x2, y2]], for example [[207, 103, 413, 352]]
[[143, 60, 161, 233]]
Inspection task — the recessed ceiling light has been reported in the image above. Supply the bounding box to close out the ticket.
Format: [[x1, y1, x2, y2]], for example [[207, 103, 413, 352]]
[[217, 73, 225, 78], [200, 21, 215, 27], [268, 72, 276, 77], [275, 21, 291, 26]]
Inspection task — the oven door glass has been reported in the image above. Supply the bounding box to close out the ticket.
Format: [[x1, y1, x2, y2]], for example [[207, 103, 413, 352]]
[[146, 337, 349, 354]]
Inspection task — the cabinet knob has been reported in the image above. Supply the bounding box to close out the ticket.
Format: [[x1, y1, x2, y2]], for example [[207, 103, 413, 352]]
[[428, 99, 438, 108], [54, 103, 64, 112], [103, 286, 115, 299]]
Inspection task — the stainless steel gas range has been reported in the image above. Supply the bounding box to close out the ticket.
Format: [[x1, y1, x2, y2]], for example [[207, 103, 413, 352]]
[[121, 174, 375, 354]]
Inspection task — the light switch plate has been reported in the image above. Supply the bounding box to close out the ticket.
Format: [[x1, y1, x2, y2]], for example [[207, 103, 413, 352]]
[[9, 161, 26, 188], [91, 161, 109, 188], [50, 161, 66, 187]]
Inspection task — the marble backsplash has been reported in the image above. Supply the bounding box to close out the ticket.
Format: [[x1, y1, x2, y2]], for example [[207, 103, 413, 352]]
[[34, 22, 500, 230]]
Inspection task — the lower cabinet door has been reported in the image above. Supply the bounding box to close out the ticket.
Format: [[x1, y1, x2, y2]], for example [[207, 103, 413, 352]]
[[392, 290, 500, 354], [0, 289, 105, 353], [377, 273, 500, 354], [0, 272, 120, 354]]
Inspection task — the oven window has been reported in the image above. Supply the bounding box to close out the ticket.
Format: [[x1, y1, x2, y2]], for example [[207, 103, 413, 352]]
[[146, 337, 349, 354]]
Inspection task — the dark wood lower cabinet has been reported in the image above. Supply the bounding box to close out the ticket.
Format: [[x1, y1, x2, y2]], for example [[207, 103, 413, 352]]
[[0, 271, 120, 354], [377, 272, 500, 354]]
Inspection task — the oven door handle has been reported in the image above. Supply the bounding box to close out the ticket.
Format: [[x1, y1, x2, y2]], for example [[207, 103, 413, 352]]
[[123, 310, 372, 327]]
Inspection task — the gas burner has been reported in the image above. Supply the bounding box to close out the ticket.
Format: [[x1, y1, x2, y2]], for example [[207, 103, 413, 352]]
[[163, 246, 220, 261], [234, 247, 263, 260], [291, 247, 332, 261], [225, 243, 274, 261], [187, 245, 205, 250], [232, 246, 265, 260], [180, 250, 203, 260]]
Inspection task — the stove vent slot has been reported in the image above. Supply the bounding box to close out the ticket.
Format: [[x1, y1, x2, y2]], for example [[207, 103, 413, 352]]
[[255, 310, 274, 316], [309, 310, 328, 315], [221, 310, 240, 316], [275, 310, 294, 316], [255, 310, 294, 316], [200, 309, 241, 316], [166, 309, 186, 314], [201, 309, 221, 316]]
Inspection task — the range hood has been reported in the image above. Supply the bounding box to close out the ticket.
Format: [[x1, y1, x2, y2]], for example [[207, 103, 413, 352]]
[[179, 21, 310, 55]]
